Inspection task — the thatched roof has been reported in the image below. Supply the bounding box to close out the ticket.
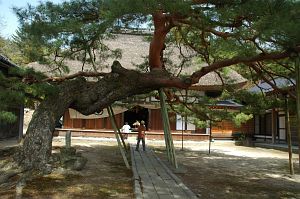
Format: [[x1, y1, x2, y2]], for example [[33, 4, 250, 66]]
[[28, 33, 247, 88], [28, 34, 150, 75]]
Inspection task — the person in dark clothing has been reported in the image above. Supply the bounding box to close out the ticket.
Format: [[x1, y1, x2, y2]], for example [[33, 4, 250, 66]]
[[135, 120, 146, 151]]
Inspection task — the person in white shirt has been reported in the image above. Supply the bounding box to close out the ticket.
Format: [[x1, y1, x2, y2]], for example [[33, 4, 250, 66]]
[[121, 122, 131, 139]]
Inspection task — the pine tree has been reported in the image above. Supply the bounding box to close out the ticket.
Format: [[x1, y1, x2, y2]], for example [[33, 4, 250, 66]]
[[7, 0, 300, 171]]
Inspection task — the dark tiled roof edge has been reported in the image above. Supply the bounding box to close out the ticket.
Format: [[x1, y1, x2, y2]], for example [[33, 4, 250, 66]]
[[0, 54, 18, 68]]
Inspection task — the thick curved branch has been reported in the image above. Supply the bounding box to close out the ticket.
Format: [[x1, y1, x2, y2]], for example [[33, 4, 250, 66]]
[[65, 61, 190, 115], [190, 46, 300, 84], [206, 28, 237, 39]]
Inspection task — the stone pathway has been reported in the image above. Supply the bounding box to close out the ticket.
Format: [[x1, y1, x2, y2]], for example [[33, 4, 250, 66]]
[[130, 145, 198, 199]]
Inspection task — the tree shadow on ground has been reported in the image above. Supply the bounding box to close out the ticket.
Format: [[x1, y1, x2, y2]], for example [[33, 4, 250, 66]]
[[0, 144, 133, 199], [154, 147, 300, 199]]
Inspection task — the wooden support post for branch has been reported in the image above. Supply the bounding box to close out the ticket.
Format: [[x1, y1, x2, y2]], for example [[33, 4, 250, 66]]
[[159, 89, 171, 158], [159, 89, 178, 168], [160, 94, 171, 162], [108, 106, 127, 153], [162, 100, 173, 164], [285, 96, 294, 175], [107, 106, 130, 169]]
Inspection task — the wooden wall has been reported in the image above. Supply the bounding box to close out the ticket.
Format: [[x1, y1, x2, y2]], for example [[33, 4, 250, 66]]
[[64, 109, 175, 131], [149, 109, 176, 131], [212, 119, 254, 136], [63, 109, 254, 136], [63, 110, 123, 129], [238, 119, 255, 134]]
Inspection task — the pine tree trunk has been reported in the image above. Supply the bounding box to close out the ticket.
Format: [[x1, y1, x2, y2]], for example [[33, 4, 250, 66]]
[[16, 104, 64, 171], [149, 11, 170, 70], [15, 81, 78, 171]]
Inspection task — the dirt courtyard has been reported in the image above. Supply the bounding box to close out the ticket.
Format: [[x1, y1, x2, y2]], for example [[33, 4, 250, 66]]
[[0, 138, 134, 199], [1, 138, 300, 199], [151, 140, 300, 199]]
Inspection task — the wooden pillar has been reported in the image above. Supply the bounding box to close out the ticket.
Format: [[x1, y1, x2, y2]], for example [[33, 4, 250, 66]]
[[181, 115, 184, 151], [208, 120, 212, 154], [183, 89, 188, 151], [103, 117, 106, 129], [285, 96, 294, 175], [148, 109, 151, 130], [295, 54, 300, 168], [271, 109, 276, 144], [184, 89, 188, 143], [18, 105, 24, 142]]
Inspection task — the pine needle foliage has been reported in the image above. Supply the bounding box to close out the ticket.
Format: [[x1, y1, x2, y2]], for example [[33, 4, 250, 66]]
[[3, 0, 300, 124]]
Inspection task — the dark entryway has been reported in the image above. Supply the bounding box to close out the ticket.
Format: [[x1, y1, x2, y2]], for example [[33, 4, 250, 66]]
[[124, 106, 149, 130]]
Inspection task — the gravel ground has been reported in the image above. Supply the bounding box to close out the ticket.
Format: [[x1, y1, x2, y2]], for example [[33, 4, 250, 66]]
[[147, 140, 300, 199], [1, 137, 299, 199], [0, 138, 134, 199]]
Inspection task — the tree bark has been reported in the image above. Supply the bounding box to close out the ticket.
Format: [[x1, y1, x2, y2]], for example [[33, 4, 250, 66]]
[[15, 79, 81, 171], [15, 61, 190, 171]]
